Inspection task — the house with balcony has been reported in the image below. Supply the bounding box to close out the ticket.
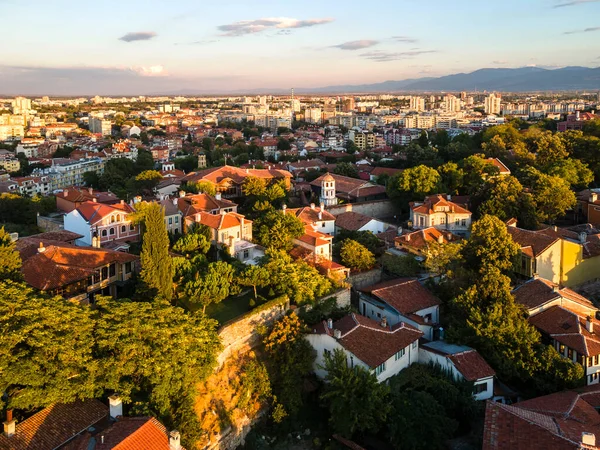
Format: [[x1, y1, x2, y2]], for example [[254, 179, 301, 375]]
[[17, 237, 138, 303], [64, 200, 140, 249], [286, 203, 336, 235], [358, 278, 441, 340], [513, 277, 600, 385], [306, 313, 423, 383], [409, 194, 472, 236]]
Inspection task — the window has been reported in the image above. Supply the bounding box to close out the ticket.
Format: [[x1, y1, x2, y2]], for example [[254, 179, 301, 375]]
[[175, 216, 179, 223], [323, 349, 331, 358], [589, 357, 593, 367], [595, 355, 599, 366], [116, 215, 121, 222], [130, 224, 135, 231], [125, 262, 132, 274], [441, 217, 446, 225], [243, 249, 249, 259], [168, 217, 173, 225], [395, 348, 406, 361], [121, 225, 126, 233], [110, 228, 115, 235], [412, 341, 417, 349], [111, 215, 116, 223], [559, 344, 565, 354], [431, 218, 435, 226], [375, 362, 386, 376], [419, 216, 424, 227], [455, 218, 460, 225], [101, 229, 107, 237], [322, 222, 326, 227], [101, 267, 108, 280], [461, 219, 467, 227], [109, 263, 116, 277], [474, 383, 487, 394], [568, 348, 573, 360]]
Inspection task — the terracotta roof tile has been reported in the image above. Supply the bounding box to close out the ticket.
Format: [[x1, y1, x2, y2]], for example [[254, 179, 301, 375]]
[[448, 350, 496, 381], [287, 206, 335, 224], [0, 400, 108, 450], [360, 278, 440, 315], [410, 194, 472, 215], [513, 278, 595, 311], [395, 227, 460, 252], [506, 226, 559, 257], [335, 211, 375, 231], [96, 417, 174, 450], [76, 201, 135, 225]]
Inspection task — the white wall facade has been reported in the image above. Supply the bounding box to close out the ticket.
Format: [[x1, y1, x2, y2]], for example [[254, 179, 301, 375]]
[[64, 210, 93, 245]]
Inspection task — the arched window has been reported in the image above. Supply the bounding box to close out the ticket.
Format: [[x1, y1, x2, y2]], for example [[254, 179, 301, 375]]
[[116, 214, 121, 222], [101, 229, 107, 237], [110, 228, 115, 235], [121, 225, 126, 233], [111, 215, 116, 223]]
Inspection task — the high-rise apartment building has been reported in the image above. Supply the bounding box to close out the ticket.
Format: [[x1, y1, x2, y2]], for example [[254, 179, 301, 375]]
[[304, 107, 322, 124], [444, 94, 460, 112], [484, 93, 502, 115], [11, 97, 32, 115], [89, 117, 112, 136], [343, 98, 355, 112], [409, 96, 425, 112]]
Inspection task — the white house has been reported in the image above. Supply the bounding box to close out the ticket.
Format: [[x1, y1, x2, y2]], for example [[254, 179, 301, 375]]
[[64, 200, 140, 247], [419, 341, 496, 400], [410, 194, 472, 236], [335, 211, 388, 235], [306, 313, 423, 383], [286, 203, 336, 235], [358, 278, 441, 340], [159, 199, 183, 235]]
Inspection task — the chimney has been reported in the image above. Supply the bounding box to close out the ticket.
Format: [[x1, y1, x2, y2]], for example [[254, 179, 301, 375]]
[[327, 318, 333, 329], [586, 316, 595, 333], [310, 203, 315, 210], [381, 317, 388, 328], [109, 395, 123, 420], [196, 213, 201, 223], [582, 432, 595, 447], [63, 190, 68, 197], [120, 199, 124, 205], [320, 202, 325, 211], [591, 193, 598, 204], [282, 204, 287, 214], [318, 210, 323, 220], [215, 191, 222, 201], [3, 410, 16, 438], [552, 284, 560, 293], [92, 198, 97, 203], [406, 234, 411, 242], [446, 194, 451, 201], [437, 234, 444, 244], [173, 197, 178, 206], [397, 226, 403, 236], [38, 242, 46, 253], [88, 187, 93, 195], [169, 430, 181, 450], [580, 232, 587, 243], [333, 329, 342, 339]]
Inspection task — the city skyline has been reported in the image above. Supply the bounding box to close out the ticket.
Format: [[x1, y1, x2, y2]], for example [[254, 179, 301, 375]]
[[1, 0, 600, 95]]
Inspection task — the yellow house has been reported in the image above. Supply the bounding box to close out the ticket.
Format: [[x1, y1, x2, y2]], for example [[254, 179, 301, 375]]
[[508, 221, 600, 288]]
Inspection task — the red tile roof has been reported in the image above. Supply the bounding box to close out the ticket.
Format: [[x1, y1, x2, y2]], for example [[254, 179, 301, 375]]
[[177, 193, 237, 217], [448, 350, 496, 382], [313, 313, 423, 368], [182, 165, 291, 185], [287, 206, 335, 224], [192, 211, 250, 231], [360, 278, 440, 315], [370, 167, 402, 177], [310, 173, 386, 199], [335, 211, 376, 231], [76, 201, 135, 225], [410, 194, 471, 215], [513, 278, 595, 312], [395, 227, 460, 251], [506, 225, 560, 257], [19, 242, 138, 291], [296, 226, 332, 247], [0, 400, 108, 450], [95, 417, 174, 450]]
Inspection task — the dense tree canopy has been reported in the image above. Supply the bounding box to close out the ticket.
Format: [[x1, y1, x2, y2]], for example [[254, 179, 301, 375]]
[[253, 209, 305, 251], [0, 227, 22, 281], [340, 239, 376, 271]]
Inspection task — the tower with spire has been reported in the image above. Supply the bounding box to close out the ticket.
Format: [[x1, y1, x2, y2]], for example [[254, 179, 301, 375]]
[[320, 173, 337, 206]]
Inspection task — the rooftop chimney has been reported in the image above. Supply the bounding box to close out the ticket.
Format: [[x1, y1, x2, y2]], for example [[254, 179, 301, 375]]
[[179, 190, 186, 198], [38, 242, 46, 253], [3, 410, 16, 438], [582, 432, 595, 447], [333, 329, 342, 339], [381, 317, 388, 328], [109, 395, 123, 420], [63, 190, 68, 197], [169, 430, 181, 450], [318, 210, 323, 220], [215, 192, 222, 201], [327, 318, 333, 329], [437, 235, 444, 244], [88, 187, 93, 195], [587, 316, 594, 334], [591, 193, 598, 204], [552, 284, 560, 293], [282, 204, 287, 214], [320, 202, 325, 211], [92, 198, 97, 203], [446, 194, 451, 201], [580, 232, 588, 243], [310, 203, 315, 210]]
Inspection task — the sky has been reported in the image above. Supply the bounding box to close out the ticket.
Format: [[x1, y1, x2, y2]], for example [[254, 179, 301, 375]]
[[0, 0, 599, 95]]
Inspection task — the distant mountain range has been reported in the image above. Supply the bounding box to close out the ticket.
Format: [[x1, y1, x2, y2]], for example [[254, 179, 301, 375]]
[[301, 66, 600, 93]]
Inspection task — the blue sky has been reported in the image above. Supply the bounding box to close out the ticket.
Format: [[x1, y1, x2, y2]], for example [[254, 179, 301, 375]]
[[0, 0, 599, 95]]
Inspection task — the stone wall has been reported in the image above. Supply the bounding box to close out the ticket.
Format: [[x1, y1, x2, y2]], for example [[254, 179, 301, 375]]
[[326, 200, 397, 219], [37, 215, 64, 233], [216, 296, 289, 366], [348, 267, 383, 290]]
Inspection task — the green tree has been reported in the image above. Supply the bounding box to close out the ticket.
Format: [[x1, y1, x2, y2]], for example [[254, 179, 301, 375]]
[[238, 265, 270, 299], [381, 253, 420, 277], [334, 162, 360, 179], [546, 158, 593, 189], [392, 165, 441, 200], [184, 261, 235, 313], [0, 227, 22, 281], [83, 171, 100, 188], [173, 228, 211, 257], [262, 314, 315, 417], [320, 349, 391, 437], [139, 203, 173, 301], [277, 138, 291, 150], [340, 239, 376, 271], [438, 162, 464, 194], [134, 170, 163, 194], [521, 167, 577, 224], [242, 176, 268, 197], [475, 176, 528, 222], [423, 241, 463, 277], [481, 134, 508, 159], [0, 281, 98, 410], [461, 154, 499, 194], [253, 209, 305, 251]]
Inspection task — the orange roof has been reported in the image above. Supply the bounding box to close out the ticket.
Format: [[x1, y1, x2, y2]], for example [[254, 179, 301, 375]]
[[76, 201, 135, 225], [96, 417, 173, 450], [296, 226, 332, 247], [395, 227, 459, 251], [182, 165, 291, 185], [177, 193, 237, 217], [360, 278, 441, 315], [287, 206, 335, 224], [410, 194, 471, 215], [0, 400, 107, 450], [193, 211, 250, 230]]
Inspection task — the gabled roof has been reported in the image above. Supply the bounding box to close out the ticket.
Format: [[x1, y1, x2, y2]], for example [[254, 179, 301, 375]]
[[287, 206, 335, 224], [335, 211, 377, 231], [182, 165, 291, 185], [56, 187, 119, 206], [310, 172, 386, 198], [421, 341, 495, 381], [513, 277, 595, 312], [483, 385, 600, 450], [395, 227, 460, 251], [177, 193, 237, 217], [0, 400, 108, 450], [312, 313, 423, 368], [410, 194, 471, 215], [370, 167, 402, 177], [486, 157, 511, 174], [192, 211, 250, 231], [19, 242, 138, 291], [95, 417, 174, 450], [76, 201, 135, 225], [506, 225, 560, 257], [360, 278, 441, 316], [296, 225, 332, 247]]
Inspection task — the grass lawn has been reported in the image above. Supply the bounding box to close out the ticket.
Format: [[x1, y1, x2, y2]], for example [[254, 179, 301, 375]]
[[205, 291, 254, 325]]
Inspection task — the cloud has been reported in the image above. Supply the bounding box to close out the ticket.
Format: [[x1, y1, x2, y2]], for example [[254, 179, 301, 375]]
[[564, 26, 600, 34], [360, 50, 437, 62], [392, 36, 418, 43], [492, 60, 509, 64], [132, 65, 167, 77], [554, 0, 599, 7], [332, 40, 379, 50], [218, 17, 333, 36], [119, 31, 157, 42], [175, 39, 219, 46]]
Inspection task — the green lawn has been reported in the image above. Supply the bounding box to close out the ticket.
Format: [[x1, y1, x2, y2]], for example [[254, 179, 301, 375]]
[[205, 291, 254, 325]]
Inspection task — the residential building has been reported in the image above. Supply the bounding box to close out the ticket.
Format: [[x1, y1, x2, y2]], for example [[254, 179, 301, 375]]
[[369, 166, 402, 182], [182, 165, 292, 199], [306, 313, 423, 382], [310, 173, 387, 204], [11, 96, 32, 114], [17, 236, 137, 302], [89, 116, 112, 135], [410, 194, 472, 235], [395, 227, 461, 258], [507, 220, 600, 287], [358, 278, 441, 340], [293, 225, 333, 263], [45, 157, 105, 191], [484, 93, 501, 115], [420, 341, 496, 400], [55, 187, 119, 213], [0, 124, 25, 140], [304, 107, 322, 124], [409, 96, 425, 112], [286, 203, 336, 235], [0, 156, 20, 172], [64, 200, 140, 248], [557, 111, 600, 132], [513, 277, 600, 385], [483, 385, 600, 449], [486, 157, 511, 176], [335, 211, 388, 234], [159, 198, 183, 235], [11, 175, 51, 196], [177, 192, 238, 219]]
